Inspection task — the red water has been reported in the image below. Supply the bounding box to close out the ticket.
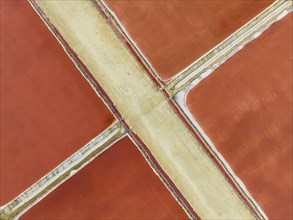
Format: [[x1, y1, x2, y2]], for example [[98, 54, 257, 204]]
[[187, 13, 292, 219], [105, 0, 273, 80]]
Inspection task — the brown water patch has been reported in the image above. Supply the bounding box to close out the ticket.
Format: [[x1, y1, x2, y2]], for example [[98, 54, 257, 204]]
[[0, 1, 114, 205]]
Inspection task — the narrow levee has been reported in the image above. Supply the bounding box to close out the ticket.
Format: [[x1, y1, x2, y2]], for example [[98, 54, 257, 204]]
[[21, 137, 188, 219]]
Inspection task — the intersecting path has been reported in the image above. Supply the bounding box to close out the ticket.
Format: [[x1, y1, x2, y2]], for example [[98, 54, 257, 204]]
[[1, 0, 292, 219], [29, 1, 257, 219]]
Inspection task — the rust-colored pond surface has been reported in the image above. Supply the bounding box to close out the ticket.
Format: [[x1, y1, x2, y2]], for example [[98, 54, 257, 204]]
[[187, 13, 292, 219], [21, 137, 188, 219], [105, 0, 273, 81], [0, 1, 114, 205]]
